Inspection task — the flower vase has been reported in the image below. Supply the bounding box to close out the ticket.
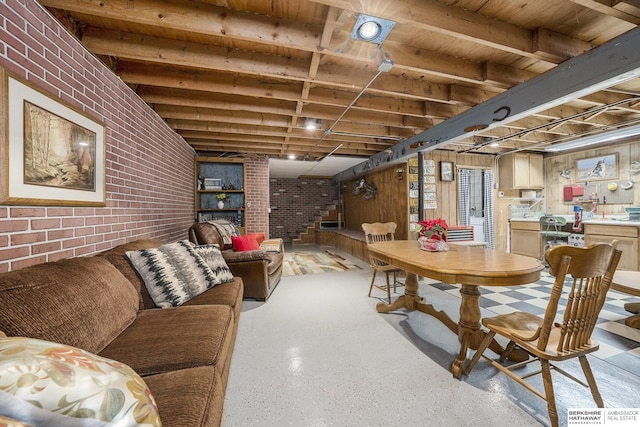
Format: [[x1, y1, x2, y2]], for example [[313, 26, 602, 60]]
[[418, 234, 449, 252], [217, 200, 225, 209]]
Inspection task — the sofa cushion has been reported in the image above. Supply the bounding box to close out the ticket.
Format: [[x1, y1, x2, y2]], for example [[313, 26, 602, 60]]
[[96, 239, 162, 310], [143, 366, 223, 427], [183, 278, 243, 309], [207, 221, 240, 250], [260, 238, 283, 253], [126, 240, 219, 308], [0, 257, 139, 354], [231, 234, 260, 251], [98, 305, 234, 377], [183, 278, 244, 327], [250, 232, 266, 244], [192, 244, 235, 284], [0, 337, 160, 427]]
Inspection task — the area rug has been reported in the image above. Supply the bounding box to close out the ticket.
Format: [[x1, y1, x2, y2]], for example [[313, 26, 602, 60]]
[[282, 250, 363, 276]]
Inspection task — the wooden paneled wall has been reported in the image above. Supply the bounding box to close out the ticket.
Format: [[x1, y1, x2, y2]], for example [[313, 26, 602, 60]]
[[343, 165, 410, 239], [421, 151, 494, 223], [342, 150, 494, 242], [544, 141, 640, 216]]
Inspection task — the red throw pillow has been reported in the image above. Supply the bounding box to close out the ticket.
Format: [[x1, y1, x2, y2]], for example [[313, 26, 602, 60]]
[[231, 234, 260, 252], [249, 232, 265, 244]]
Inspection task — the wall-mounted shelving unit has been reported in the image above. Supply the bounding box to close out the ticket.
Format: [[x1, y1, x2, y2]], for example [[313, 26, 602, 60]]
[[195, 157, 246, 233]]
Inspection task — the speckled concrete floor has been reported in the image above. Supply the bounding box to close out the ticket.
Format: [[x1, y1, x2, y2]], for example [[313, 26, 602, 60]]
[[223, 246, 640, 427]]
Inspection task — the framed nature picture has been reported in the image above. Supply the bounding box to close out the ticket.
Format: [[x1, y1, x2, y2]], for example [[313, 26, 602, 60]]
[[440, 161, 454, 181], [575, 154, 618, 182], [0, 69, 106, 206]]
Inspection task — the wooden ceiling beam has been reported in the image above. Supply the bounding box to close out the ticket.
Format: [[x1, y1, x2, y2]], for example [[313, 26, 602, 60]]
[[152, 105, 291, 128], [45, 0, 581, 83], [188, 138, 385, 155], [335, 27, 640, 181], [93, 35, 463, 104], [309, 0, 591, 61], [146, 85, 432, 129], [138, 87, 298, 116], [41, 0, 323, 52], [116, 63, 303, 101], [568, 0, 640, 23], [80, 24, 577, 106], [81, 27, 312, 81], [166, 118, 414, 140], [182, 129, 395, 147]]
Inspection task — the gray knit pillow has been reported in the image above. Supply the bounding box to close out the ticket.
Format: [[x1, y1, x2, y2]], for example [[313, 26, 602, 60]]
[[192, 244, 234, 284], [126, 240, 217, 308]]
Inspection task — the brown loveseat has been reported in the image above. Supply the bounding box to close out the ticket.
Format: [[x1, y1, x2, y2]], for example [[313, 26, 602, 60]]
[[0, 239, 242, 427], [189, 222, 284, 300]]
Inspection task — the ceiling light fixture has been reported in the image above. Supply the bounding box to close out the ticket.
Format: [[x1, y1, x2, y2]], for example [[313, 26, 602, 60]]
[[545, 123, 640, 152], [350, 14, 395, 44], [358, 20, 381, 41], [303, 118, 322, 130], [288, 154, 296, 160]]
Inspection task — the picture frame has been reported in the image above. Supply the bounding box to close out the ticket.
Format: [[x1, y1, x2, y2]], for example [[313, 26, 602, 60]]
[[575, 154, 618, 182], [440, 161, 454, 181], [0, 69, 106, 206]]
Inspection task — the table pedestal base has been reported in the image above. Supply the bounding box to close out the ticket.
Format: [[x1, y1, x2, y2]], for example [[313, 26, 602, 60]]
[[377, 272, 527, 378], [624, 303, 640, 328]]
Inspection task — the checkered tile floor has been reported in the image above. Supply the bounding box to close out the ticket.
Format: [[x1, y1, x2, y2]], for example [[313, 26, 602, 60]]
[[429, 271, 640, 376]]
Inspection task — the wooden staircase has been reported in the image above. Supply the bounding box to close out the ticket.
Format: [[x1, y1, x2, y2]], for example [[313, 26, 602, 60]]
[[291, 201, 339, 245]]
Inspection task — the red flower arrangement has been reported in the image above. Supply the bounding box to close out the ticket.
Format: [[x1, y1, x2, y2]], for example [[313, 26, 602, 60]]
[[417, 218, 449, 241]]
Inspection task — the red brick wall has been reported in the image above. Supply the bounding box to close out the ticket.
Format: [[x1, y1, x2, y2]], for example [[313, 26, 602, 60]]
[[245, 157, 270, 236], [269, 178, 338, 242], [0, 1, 195, 272]]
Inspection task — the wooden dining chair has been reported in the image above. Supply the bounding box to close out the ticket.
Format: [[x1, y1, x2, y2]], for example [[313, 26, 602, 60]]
[[463, 242, 621, 427], [361, 222, 404, 304]]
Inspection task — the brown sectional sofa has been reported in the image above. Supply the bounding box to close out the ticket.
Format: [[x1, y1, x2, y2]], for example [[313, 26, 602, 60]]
[[189, 222, 284, 300], [0, 239, 242, 427]]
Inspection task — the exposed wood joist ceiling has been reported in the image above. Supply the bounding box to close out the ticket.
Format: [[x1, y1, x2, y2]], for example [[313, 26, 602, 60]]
[[40, 0, 640, 173]]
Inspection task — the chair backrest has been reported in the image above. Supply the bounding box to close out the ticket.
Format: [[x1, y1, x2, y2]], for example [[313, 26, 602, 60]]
[[540, 215, 567, 233], [361, 222, 397, 245], [362, 222, 397, 268], [539, 242, 621, 353]]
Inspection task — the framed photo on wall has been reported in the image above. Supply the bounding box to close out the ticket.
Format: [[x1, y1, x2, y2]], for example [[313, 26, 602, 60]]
[[575, 154, 618, 182], [440, 161, 454, 181], [0, 69, 106, 206]]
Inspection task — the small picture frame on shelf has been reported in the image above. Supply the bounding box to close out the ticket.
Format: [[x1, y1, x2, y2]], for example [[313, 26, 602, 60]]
[[440, 161, 454, 181]]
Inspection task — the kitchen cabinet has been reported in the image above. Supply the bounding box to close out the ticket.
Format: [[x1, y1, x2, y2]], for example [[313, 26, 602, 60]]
[[510, 220, 542, 258], [195, 157, 246, 233], [498, 153, 543, 190], [584, 223, 639, 271]]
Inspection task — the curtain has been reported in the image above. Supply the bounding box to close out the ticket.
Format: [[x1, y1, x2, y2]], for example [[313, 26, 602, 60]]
[[483, 169, 495, 249], [458, 169, 471, 226]]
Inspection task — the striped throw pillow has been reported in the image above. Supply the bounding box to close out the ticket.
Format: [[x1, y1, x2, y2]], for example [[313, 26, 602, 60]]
[[192, 244, 234, 284], [126, 240, 217, 308]]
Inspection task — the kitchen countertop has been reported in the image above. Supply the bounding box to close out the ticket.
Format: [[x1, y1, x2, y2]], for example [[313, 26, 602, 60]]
[[510, 216, 640, 226]]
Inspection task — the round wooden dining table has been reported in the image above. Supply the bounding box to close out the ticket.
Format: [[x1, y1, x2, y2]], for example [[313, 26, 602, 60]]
[[367, 240, 544, 378]]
